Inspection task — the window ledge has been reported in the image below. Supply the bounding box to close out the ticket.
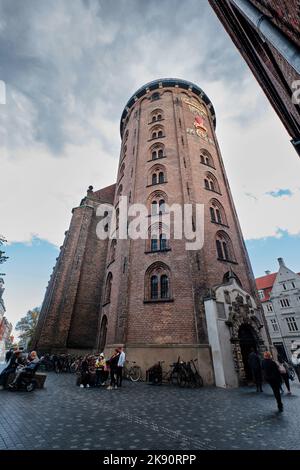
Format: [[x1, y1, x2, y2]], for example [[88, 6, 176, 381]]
[[148, 136, 166, 142], [144, 298, 174, 304], [204, 188, 222, 195], [145, 248, 171, 254], [148, 119, 165, 125], [211, 221, 229, 228], [147, 181, 168, 188], [201, 162, 216, 170], [217, 257, 238, 265], [147, 156, 167, 162]]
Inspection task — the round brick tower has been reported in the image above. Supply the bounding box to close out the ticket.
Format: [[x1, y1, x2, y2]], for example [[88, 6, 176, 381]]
[[97, 78, 267, 385]]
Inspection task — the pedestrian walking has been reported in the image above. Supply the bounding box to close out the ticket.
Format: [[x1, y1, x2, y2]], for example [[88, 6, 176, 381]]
[[248, 348, 263, 392], [79, 356, 90, 388], [116, 347, 126, 388], [107, 349, 120, 390], [276, 356, 291, 395], [262, 351, 283, 412]]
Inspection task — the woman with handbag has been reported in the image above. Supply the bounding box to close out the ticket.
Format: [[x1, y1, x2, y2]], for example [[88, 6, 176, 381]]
[[276, 356, 291, 395]]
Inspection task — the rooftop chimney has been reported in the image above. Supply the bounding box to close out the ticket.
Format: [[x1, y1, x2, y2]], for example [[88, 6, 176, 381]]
[[278, 257, 286, 267], [265, 270, 271, 275]]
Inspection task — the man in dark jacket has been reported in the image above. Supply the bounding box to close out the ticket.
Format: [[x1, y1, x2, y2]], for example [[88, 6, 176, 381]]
[[248, 348, 263, 392], [262, 351, 283, 412]]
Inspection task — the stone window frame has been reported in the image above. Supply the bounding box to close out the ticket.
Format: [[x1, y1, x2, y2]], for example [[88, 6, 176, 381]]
[[209, 198, 228, 227], [144, 261, 173, 303], [216, 230, 237, 264], [204, 171, 221, 194]]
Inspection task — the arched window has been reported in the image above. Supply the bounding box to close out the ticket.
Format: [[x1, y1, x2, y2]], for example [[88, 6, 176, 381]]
[[122, 144, 127, 160], [160, 233, 167, 251], [148, 190, 168, 217], [204, 172, 220, 193], [119, 162, 125, 181], [216, 231, 236, 262], [145, 262, 172, 301], [150, 125, 165, 140], [109, 240, 117, 264], [159, 199, 166, 214], [152, 173, 157, 185], [161, 275, 169, 299], [104, 273, 113, 304], [151, 236, 158, 252], [151, 276, 159, 299], [99, 315, 108, 352], [159, 172, 164, 183], [209, 199, 227, 225], [147, 222, 170, 252], [148, 164, 167, 186], [151, 201, 158, 215], [151, 109, 164, 123], [150, 143, 165, 160], [200, 149, 214, 168], [117, 184, 123, 200]]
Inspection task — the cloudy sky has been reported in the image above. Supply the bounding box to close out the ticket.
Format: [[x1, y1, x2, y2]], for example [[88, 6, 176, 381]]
[[1, 0, 300, 331]]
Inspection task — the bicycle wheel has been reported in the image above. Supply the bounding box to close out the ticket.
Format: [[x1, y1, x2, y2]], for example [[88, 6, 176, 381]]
[[129, 366, 142, 382], [178, 370, 187, 387], [195, 374, 204, 387], [170, 370, 179, 386]]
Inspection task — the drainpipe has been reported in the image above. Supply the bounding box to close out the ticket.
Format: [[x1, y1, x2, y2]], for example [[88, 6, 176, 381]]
[[231, 0, 300, 74]]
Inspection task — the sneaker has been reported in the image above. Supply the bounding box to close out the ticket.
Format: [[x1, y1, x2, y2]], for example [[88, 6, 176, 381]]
[[278, 406, 284, 412], [114, 385, 118, 390], [287, 391, 292, 395], [107, 385, 112, 390], [80, 384, 84, 388], [86, 384, 90, 388]]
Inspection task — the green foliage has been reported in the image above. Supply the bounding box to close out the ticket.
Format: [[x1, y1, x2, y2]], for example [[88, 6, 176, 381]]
[[15, 307, 40, 344]]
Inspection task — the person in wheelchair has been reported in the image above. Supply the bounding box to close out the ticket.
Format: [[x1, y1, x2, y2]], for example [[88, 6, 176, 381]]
[[9, 351, 40, 390]]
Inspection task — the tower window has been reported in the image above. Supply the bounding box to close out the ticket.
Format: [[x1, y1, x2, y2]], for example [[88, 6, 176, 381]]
[[204, 172, 220, 194], [151, 275, 159, 299], [151, 92, 160, 101], [200, 149, 214, 168], [104, 273, 113, 304], [145, 262, 172, 302], [216, 231, 235, 262]]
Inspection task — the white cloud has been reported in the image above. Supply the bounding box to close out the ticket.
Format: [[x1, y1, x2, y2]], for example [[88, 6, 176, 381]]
[[1, 0, 300, 250]]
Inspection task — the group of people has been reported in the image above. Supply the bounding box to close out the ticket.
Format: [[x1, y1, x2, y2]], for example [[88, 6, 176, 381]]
[[78, 347, 126, 390], [0, 348, 40, 390], [248, 349, 296, 412]]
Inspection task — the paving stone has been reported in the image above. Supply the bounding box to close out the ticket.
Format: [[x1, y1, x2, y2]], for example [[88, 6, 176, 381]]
[[0, 371, 300, 449]]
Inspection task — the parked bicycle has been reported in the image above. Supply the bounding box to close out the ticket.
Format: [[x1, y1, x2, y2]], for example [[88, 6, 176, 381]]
[[123, 360, 142, 382]]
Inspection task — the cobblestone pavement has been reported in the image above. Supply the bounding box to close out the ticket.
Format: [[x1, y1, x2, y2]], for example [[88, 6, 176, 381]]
[[1, 369, 300, 450]]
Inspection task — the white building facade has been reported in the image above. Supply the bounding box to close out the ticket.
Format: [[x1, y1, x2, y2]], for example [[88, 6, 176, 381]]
[[256, 258, 300, 361]]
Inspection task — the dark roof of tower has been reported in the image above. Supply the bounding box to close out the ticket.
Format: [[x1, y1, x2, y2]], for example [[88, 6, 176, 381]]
[[120, 78, 216, 137]]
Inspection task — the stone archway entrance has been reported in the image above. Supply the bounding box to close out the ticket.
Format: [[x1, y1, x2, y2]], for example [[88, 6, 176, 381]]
[[99, 315, 108, 352], [238, 324, 257, 381]]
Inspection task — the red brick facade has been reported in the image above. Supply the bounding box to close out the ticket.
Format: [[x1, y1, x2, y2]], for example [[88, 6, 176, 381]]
[[209, 0, 300, 155], [33, 79, 259, 381]]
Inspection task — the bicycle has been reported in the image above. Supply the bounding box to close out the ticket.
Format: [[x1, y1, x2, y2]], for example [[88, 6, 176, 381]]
[[123, 361, 142, 382], [181, 358, 204, 388]]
